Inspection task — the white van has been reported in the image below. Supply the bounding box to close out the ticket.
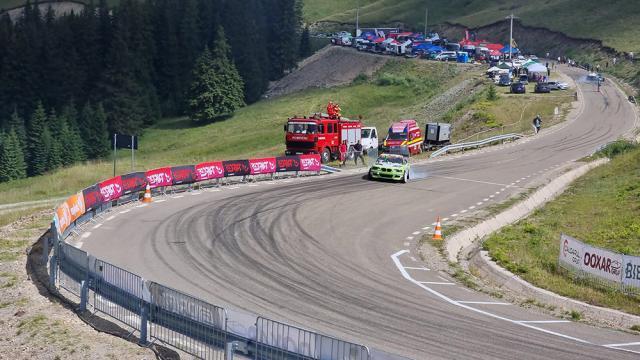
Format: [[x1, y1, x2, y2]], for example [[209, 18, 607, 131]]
[[360, 127, 378, 151]]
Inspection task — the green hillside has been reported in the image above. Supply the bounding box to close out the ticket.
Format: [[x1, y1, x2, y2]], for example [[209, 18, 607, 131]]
[[304, 0, 640, 52]]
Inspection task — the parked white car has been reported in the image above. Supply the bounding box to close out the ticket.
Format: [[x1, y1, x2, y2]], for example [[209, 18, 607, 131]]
[[360, 127, 379, 152]]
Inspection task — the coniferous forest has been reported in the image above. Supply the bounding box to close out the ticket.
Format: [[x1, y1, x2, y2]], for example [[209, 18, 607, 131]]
[[0, 0, 304, 182]]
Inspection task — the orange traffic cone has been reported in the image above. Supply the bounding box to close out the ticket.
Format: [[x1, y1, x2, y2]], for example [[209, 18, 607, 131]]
[[432, 217, 443, 240], [142, 183, 153, 203]]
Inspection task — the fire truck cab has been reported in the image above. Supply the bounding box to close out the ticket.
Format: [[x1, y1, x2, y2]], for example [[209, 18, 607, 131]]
[[285, 103, 363, 163]]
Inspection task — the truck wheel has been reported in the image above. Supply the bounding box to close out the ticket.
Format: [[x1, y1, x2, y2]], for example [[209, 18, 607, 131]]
[[321, 148, 331, 163]]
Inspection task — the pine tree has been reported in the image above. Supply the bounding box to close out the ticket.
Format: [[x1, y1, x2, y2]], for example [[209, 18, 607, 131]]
[[79, 101, 109, 158], [299, 25, 312, 59], [43, 127, 63, 171], [26, 102, 48, 176], [188, 28, 244, 122], [0, 129, 27, 182], [7, 108, 26, 150]]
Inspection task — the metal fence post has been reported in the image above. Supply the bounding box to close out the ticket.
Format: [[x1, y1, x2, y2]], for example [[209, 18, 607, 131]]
[[140, 279, 150, 345], [49, 255, 57, 287], [79, 280, 88, 311]]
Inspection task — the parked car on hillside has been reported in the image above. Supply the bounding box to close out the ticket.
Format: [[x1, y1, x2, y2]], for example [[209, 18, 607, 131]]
[[535, 82, 551, 93], [510, 82, 526, 94], [499, 74, 512, 86], [518, 74, 529, 84], [434, 51, 457, 61]]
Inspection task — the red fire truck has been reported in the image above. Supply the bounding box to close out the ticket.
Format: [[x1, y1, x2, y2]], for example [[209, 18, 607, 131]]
[[284, 102, 363, 163]]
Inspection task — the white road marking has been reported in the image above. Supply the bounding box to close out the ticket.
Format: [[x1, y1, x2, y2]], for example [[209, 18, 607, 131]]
[[248, 184, 259, 187], [422, 226, 431, 230], [457, 301, 511, 305], [155, 199, 166, 203], [441, 218, 449, 222], [520, 177, 526, 180], [451, 214, 458, 217], [605, 347, 640, 355], [75, 241, 83, 248], [602, 342, 640, 347], [468, 206, 476, 210], [403, 242, 410, 246], [136, 204, 148, 208], [190, 191, 202, 195], [406, 236, 414, 240], [500, 188, 506, 191], [410, 256, 417, 262], [489, 195, 495, 198], [106, 215, 116, 221], [92, 223, 102, 230], [515, 180, 521, 183], [411, 232, 419, 236], [403, 266, 430, 271], [418, 281, 454, 285], [81, 232, 92, 239], [172, 195, 184, 198], [476, 202, 483, 206], [120, 209, 131, 214], [430, 175, 511, 187], [207, 188, 221, 192], [483, 198, 489, 201], [517, 320, 570, 324], [460, 209, 467, 213], [391, 250, 591, 345], [227, 186, 240, 189], [510, 182, 516, 186], [431, 222, 437, 226], [437, 275, 449, 282]]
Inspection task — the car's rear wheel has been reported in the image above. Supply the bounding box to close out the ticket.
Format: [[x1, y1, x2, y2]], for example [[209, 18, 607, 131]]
[[402, 170, 408, 183]]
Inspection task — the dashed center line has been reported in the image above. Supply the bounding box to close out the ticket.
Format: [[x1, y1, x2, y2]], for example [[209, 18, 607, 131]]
[[457, 301, 511, 305], [155, 199, 166, 203], [476, 202, 483, 206], [106, 215, 116, 221], [460, 209, 467, 213], [451, 214, 458, 217], [81, 232, 92, 239], [119, 209, 131, 214], [412, 231, 420, 235], [406, 236, 414, 240], [468, 206, 476, 210], [422, 226, 431, 230], [92, 223, 102, 230]]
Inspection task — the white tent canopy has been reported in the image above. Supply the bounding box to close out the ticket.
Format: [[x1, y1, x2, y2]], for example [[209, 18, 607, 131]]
[[526, 63, 548, 74], [486, 66, 500, 72]]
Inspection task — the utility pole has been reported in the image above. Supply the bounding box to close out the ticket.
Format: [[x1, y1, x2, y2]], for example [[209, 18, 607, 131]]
[[355, 0, 360, 37], [505, 13, 518, 61], [424, 7, 428, 36]]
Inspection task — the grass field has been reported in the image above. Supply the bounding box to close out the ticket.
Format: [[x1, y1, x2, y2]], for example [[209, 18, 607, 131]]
[[483, 144, 640, 315], [0, 59, 473, 205], [304, 0, 640, 53]]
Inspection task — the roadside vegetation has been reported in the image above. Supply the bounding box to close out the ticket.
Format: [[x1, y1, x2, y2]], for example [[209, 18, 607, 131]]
[[483, 142, 640, 315], [0, 60, 472, 204]]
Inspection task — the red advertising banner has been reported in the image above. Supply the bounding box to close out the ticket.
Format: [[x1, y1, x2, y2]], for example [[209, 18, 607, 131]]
[[65, 192, 86, 223], [146, 167, 173, 188], [249, 157, 276, 175], [171, 165, 197, 185], [298, 154, 321, 172], [56, 202, 72, 234], [223, 160, 251, 177], [195, 161, 225, 181], [82, 184, 103, 211], [276, 156, 300, 172], [99, 176, 124, 202], [121, 172, 147, 194]]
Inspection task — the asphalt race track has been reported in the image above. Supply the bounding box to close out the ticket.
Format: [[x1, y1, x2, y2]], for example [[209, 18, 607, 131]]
[[81, 66, 640, 359]]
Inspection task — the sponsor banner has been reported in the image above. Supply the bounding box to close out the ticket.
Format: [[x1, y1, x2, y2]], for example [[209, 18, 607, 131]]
[[65, 192, 86, 223], [195, 161, 225, 181], [146, 167, 173, 188], [276, 156, 300, 172], [559, 234, 583, 270], [298, 154, 321, 172], [581, 243, 623, 283], [82, 184, 103, 211], [249, 157, 276, 175], [99, 176, 124, 202], [121, 172, 147, 194], [223, 160, 250, 177], [56, 202, 72, 234], [171, 165, 196, 185], [622, 255, 640, 289]]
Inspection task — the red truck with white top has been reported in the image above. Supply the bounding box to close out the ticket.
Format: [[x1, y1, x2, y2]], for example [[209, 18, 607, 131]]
[[382, 119, 423, 156], [284, 102, 363, 163]]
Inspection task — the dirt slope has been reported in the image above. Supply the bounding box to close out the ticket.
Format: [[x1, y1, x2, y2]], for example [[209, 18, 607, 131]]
[[265, 46, 388, 98]]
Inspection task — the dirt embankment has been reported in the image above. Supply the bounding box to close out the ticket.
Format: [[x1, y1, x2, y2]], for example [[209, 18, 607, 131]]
[[265, 46, 389, 98], [441, 20, 618, 59]]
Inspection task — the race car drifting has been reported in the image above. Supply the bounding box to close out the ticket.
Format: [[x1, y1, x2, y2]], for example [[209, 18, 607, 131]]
[[368, 154, 411, 183]]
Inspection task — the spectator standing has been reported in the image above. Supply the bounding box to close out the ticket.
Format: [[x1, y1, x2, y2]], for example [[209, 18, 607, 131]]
[[353, 140, 366, 165], [339, 141, 348, 167], [532, 114, 542, 134]]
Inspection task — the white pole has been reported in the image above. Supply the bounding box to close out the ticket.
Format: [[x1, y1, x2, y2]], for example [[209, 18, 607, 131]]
[[424, 7, 428, 35], [509, 14, 514, 61], [356, 0, 359, 37]]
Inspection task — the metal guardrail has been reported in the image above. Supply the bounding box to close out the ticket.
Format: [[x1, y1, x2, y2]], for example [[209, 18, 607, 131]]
[[430, 133, 524, 158], [48, 178, 404, 360]]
